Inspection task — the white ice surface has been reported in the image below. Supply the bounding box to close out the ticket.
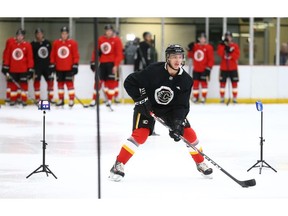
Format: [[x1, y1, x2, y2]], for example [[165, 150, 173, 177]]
[[0, 103, 288, 215]]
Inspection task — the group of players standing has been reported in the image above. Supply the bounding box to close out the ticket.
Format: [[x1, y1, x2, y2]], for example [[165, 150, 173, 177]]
[[1, 24, 123, 108], [1, 25, 239, 107], [187, 31, 240, 104]]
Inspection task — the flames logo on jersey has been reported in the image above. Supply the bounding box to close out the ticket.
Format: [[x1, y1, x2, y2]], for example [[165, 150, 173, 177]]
[[100, 42, 112, 55], [38, 47, 49, 59], [155, 86, 174, 105], [194, 50, 205, 62], [57, 46, 70, 59], [12, 48, 24, 61]]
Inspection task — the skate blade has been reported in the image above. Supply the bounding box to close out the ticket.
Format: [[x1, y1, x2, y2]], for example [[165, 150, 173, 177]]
[[109, 173, 123, 182], [201, 173, 213, 179]]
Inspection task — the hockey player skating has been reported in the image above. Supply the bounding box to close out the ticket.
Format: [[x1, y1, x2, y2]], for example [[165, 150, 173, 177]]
[[90, 24, 123, 107], [31, 28, 54, 103], [2, 36, 16, 104], [110, 44, 213, 182], [50, 26, 80, 107], [217, 31, 240, 104], [2, 28, 34, 106], [187, 33, 214, 104]]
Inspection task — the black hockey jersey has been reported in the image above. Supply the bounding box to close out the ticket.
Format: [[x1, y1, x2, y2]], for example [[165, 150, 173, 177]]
[[31, 39, 51, 69], [124, 62, 193, 121]]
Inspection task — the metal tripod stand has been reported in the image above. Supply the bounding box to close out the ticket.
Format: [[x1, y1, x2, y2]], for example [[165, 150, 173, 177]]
[[26, 110, 57, 179], [247, 101, 277, 174]]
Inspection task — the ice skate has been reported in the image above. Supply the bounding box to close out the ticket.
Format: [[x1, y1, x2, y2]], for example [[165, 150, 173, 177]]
[[109, 160, 125, 182], [233, 98, 238, 104], [220, 97, 225, 104], [196, 162, 213, 178], [200, 98, 206, 104], [56, 99, 64, 107], [68, 99, 74, 108], [114, 97, 121, 104], [89, 100, 96, 107], [192, 97, 199, 104]]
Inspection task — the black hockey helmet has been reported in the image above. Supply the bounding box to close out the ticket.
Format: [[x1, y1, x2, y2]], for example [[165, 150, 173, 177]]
[[143, 31, 152, 38], [198, 32, 207, 39], [225, 31, 233, 37], [16, 28, 26, 36], [104, 24, 114, 30], [165, 44, 185, 59], [61, 26, 69, 33], [35, 27, 44, 34]]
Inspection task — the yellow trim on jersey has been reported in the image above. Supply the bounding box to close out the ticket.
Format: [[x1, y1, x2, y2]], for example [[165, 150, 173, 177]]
[[123, 144, 135, 155], [135, 113, 141, 129]]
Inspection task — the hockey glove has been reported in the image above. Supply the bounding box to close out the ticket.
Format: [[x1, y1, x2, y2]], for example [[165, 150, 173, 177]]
[[72, 64, 78, 75], [1, 65, 9, 75], [187, 42, 195, 51], [134, 95, 152, 118], [204, 67, 211, 77], [225, 45, 234, 53], [169, 119, 184, 142], [27, 68, 34, 80], [49, 64, 56, 74], [90, 62, 96, 72]]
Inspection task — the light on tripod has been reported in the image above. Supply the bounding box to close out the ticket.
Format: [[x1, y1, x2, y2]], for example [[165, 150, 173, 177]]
[[256, 101, 263, 112], [38, 100, 50, 111], [247, 100, 277, 174], [26, 99, 57, 179]]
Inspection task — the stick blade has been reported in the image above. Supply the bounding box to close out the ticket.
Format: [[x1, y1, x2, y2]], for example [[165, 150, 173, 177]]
[[240, 179, 256, 188]]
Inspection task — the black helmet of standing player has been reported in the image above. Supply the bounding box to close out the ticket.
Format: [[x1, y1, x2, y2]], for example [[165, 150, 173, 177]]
[[224, 31, 233, 44], [15, 28, 25, 43], [198, 32, 207, 45], [35, 28, 44, 42], [104, 24, 114, 38], [60, 26, 69, 41], [165, 44, 185, 71]]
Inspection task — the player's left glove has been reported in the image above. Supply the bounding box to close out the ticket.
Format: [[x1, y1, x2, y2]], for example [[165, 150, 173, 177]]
[[169, 119, 184, 142], [72, 64, 78, 75], [204, 67, 211, 77], [27, 68, 34, 80], [134, 88, 152, 118]]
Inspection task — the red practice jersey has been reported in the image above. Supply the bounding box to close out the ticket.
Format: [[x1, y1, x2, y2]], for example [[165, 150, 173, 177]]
[[50, 38, 79, 71], [3, 39, 34, 73], [187, 43, 214, 72], [91, 35, 123, 67], [2, 37, 16, 61], [217, 42, 240, 71]]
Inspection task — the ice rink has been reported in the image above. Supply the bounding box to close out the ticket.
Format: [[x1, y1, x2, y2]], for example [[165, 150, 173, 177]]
[[0, 102, 287, 215]]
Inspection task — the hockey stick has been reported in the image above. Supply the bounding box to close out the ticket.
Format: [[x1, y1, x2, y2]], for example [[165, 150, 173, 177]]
[[8, 74, 38, 106], [75, 95, 89, 108], [101, 88, 114, 112], [226, 78, 231, 106], [150, 112, 256, 188]]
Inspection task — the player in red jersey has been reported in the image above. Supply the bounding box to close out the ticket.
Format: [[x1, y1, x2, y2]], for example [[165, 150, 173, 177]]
[[187, 33, 214, 104], [2, 28, 34, 106], [2, 36, 16, 104], [90, 24, 123, 107], [217, 31, 240, 104], [50, 26, 80, 107]]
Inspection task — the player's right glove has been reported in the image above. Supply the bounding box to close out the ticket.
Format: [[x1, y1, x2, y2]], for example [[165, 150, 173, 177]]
[[49, 64, 56, 74], [90, 62, 96, 72], [169, 119, 184, 142], [187, 42, 195, 51], [134, 94, 152, 118], [27, 68, 34, 80], [204, 67, 211, 77], [1, 65, 9, 75]]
